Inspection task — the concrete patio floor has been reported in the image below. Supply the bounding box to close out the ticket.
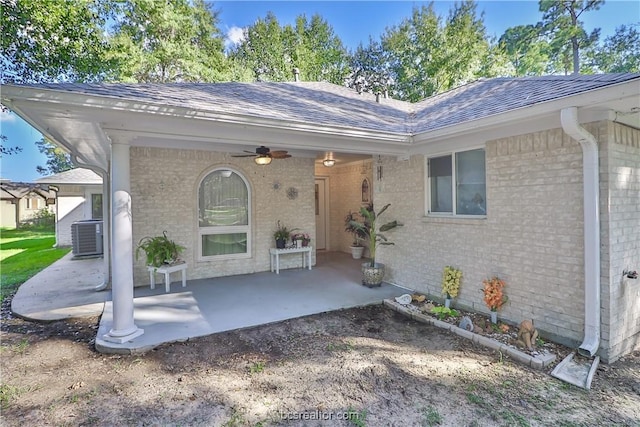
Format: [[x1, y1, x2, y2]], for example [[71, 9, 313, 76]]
[[12, 251, 407, 354]]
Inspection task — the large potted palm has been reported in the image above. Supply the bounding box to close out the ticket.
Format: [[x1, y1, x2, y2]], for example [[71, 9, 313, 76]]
[[349, 203, 402, 287]]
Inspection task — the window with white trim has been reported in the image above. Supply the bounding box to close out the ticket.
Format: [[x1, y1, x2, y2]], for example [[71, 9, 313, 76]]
[[198, 168, 251, 259], [428, 148, 486, 216], [91, 194, 103, 219]]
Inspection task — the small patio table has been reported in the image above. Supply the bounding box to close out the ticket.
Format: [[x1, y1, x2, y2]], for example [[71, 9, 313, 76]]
[[147, 261, 187, 293], [269, 246, 312, 274]]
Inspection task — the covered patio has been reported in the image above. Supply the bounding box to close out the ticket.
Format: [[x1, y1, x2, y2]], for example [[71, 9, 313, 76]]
[[12, 251, 407, 354]]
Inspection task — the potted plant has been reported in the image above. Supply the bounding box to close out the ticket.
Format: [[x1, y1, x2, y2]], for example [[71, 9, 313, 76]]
[[292, 232, 311, 247], [344, 210, 366, 259], [274, 220, 297, 249], [442, 266, 462, 308], [349, 203, 402, 287], [481, 276, 508, 323], [135, 231, 185, 268]]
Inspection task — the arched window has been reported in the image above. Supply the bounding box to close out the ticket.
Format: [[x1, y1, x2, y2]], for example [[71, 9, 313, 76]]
[[198, 168, 251, 259]]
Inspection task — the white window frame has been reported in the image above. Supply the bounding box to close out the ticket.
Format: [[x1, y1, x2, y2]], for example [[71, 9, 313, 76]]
[[197, 167, 252, 261], [426, 146, 487, 218]]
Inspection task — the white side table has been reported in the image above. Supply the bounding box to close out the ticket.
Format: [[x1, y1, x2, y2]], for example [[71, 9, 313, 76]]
[[147, 262, 187, 293], [269, 246, 312, 274]]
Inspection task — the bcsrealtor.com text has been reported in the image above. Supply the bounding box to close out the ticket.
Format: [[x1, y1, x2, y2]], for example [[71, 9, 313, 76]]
[[279, 410, 364, 421]]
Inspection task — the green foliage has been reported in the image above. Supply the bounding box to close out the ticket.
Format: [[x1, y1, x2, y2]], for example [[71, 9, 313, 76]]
[[229, 12, 349, 84], [344, 210, 367, 246], [0, 384, 21, 410], [538, 0, 604, 74], [249, 361, 265, 374], [422, 406, 443, 426], [135, 231, 185, 267], [1, 0, 115, 83], [346, 407, 367, 427], [19, 208, 55, 230], [0, 134, 22, 157], [35, 138, 73, 176], [380, 2, 508, 101], [0, 229, 70, 302], [591, 24, 640, 72], [347, 38, 391, 95], [108, 0, 227, 83], [430, 306, 460, 320], [499, 25, 551, 76], [273, 220, 297, 241], [348, 203, 402, 267]]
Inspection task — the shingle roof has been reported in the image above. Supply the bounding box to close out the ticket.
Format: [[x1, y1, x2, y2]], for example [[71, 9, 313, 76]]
[[35, 168, 102, 185], [0, 182, 55, 200], [411, 73, 640, 132], [30, 73, 640, 135]]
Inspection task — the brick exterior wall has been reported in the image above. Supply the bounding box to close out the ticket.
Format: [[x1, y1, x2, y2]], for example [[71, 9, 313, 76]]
[[130, 147, 316, 284], [600, 122, 640, 362], [374, 121, 639, 361]]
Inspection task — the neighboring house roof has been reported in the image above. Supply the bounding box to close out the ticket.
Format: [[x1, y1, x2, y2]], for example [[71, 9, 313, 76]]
[[35, 168, 103, 185], [0, 182, 55, 200], [28, 73, 640, 135]]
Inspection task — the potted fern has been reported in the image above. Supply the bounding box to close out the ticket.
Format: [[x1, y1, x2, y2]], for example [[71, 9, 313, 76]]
[[135, 231, 185, 268], [348, 203, 402, 287]]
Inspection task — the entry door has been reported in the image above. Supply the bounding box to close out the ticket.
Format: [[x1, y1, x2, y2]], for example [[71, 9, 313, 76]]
[[315, 178, 327, 250]]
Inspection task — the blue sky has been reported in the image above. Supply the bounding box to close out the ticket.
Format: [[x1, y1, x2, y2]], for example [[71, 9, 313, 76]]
[[2, 0, 638, 182]]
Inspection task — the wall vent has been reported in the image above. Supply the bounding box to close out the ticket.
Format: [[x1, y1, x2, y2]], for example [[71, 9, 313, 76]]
[[71, 220, 103, 256]]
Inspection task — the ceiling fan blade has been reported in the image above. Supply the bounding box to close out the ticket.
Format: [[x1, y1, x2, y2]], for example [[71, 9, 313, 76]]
[[270, 151, 290, 159], [231, 154, 257, 157]]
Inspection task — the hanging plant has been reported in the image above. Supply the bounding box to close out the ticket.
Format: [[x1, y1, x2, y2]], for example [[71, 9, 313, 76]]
[[442, 266, 462, 299], [481, 277, 508, 311]]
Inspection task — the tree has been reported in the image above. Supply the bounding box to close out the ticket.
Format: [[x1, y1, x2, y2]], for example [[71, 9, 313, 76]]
[[35, 138, 73, 175], [230, 12, 290, 82], [538, 0, 603, 74], [499, 25, 551, 76], [347, 38, 391, 95], [229, 12, 349, 84], [107, 0, 227, 82], [381, 1, 506, 101], [1, 0, 114, 83], [287, 14, 350, 84], [0, 135, 22, 157], [591, 24, 640, 72]]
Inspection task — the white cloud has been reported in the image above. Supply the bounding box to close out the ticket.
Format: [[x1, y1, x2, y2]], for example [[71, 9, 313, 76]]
[[0, 110, 16, 122], [225, 26, 246, 49]]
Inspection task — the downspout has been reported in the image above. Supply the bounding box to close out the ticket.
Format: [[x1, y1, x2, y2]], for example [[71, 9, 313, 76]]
[[73, 157, 111, 292], [560, 107, 600, 357]]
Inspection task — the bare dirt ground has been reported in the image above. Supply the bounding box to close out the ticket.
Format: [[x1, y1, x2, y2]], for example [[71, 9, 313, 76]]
[[1, 296, 639, 427]]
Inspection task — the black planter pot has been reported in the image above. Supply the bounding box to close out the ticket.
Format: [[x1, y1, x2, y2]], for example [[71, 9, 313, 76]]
[[275, 238, 286, 249]]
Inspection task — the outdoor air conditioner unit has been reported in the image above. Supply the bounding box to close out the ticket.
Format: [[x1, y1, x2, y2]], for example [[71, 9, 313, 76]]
[[71, 220, 103, 256]]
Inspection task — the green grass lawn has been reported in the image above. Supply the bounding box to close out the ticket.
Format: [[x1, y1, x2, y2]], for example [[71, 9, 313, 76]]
[[0, 228, 70, 302]]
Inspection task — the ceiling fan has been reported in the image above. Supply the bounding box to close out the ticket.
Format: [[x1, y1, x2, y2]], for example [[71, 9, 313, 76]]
[[231, 146, 291, 165]]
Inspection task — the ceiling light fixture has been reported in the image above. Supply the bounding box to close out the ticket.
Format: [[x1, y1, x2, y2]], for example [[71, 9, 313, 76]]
[[323, 159, 335, 167], [254, 155, 272, 165]]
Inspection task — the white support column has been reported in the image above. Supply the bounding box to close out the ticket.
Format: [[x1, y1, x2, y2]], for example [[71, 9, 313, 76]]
[[102, 141, 143, 343]]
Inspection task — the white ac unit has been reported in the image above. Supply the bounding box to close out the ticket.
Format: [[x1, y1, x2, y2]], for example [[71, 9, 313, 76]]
[[71, 220, 103, 256]]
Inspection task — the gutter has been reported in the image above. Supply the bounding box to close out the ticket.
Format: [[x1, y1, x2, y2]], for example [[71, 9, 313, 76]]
[[560, 107, 600, 357]]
